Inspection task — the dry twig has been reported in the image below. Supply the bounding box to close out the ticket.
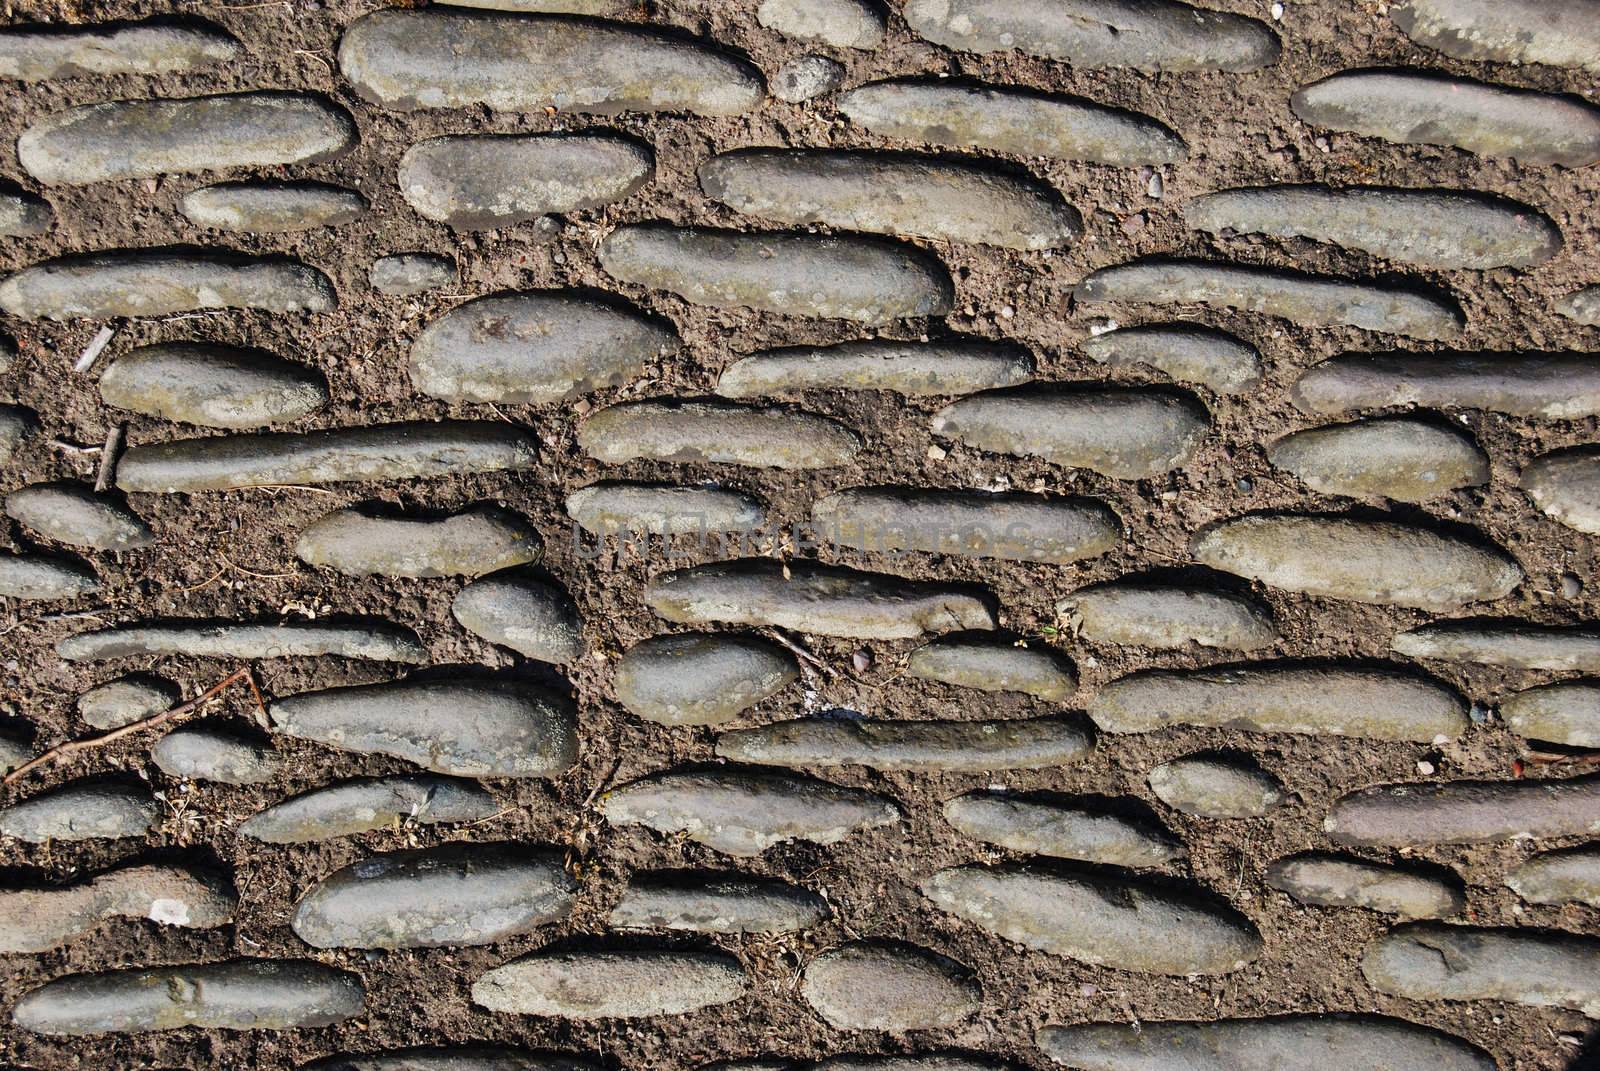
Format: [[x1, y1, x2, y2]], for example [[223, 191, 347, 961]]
[[93, 423, 124, 492]]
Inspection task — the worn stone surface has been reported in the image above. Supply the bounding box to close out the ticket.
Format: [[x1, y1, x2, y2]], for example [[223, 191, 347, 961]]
[[601, 768, 901, 855], [599, 224, 954, 323], [1265, 853, 1465, 918], [296, 504, 541, 578], [0, 552, 98, 599], [611, 873, 828, 934], [1394, 621, 1600, 671], [614, 632, 797, 726], [453, 570, 583, 664], [566, 482, 767, 536], [0, 732, 33, 774], [0, 252, 336, 320], [1291, 70, 1600, 166], [801, 942, 979, 1032], [1091, 664, 1467, 742], [717, 340, 1033, 399], [0, 780, 155, 843], [931, 387, 1210, 479], [906, 636, 1076, 700], [1149, 755, 1284, 818], [1294, 352, 1600, 420], [1559, 286, 1600, 326], [77, 673, 177, 730], [942, 792, 1183, 868], [772, 55, 844, 103], [0, 20, 238, 81], [1503, 680, 1600, 748], [304, 1047, 602, 1071], [1393, 0, 1600, 70], [580, 400, 860, 469], [371, 253, 456, 296], [1080, 323, 1259, 393], [0, 405, 36, 464], [179, 182, 365, 234], [1060, 581, 1277, 651], [98, 342, 328, 429], [1326, 775, 1600, 846], [715, 716, 1094, 772], [922, 863, 1261, 975], [758, 0, 884, 48], [472, 950, 746, 1018], [1363, 924, 1600, 1017], [811, 1057, 1017, 1071], [19, 92, 356, 185], [1268, 418, 1489, 503], [6, 481, 154, 551], [1507, 847, 1600, 908], [0, 191, 51, 237], [58, 619, 427, 663], [1523, 449, 1600, 534], [239, 776, 498, 844], [0, 862, 235, 954], [152, 726, 280, 785]]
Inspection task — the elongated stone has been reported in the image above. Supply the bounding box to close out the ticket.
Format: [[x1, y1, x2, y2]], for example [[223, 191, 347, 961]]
[[1266, 853, 1464, 918], [371, 253, 456, 296], [1560, 286, 1600, 326], [400, 134, 652, 230], [340, 9, 763, 116], [153, 726, 280, 785], [601, 768, 900, 855], [1395, 621, 1600, 671], [0, 191, 51, 237], [472, 950, 745, 1018], [58, 620, 427, 663], [12, 959, 364, 1035], [646, 559, 996, 639], [78, 674, 177, 730], [20, 92, 356, 185], [715, 716, 1093, 772], [0, 863, 235, 954], [903, 0, 1280, 71], [615, 633, 797, 726], [296, 505, 541, 578], [717, 339, 1033, 399], [931, 387, 1209, 479], [240, 775, 498, 844], [1075, 259, 1462, 339], [1, 252, 335, 320], [6, 481, 154, 550], [1186, 185, 1560, 270], [1295, 352, 1600, 421], [1081, 323, 1259, 393], [1327, 775, 1600, 846], [1037, 1015, 1496, 1071], [306, 1048, 600, 1071], [0, 780, 155, 843], [1523, 449, 1600, 533], [180, 182, 366, 233], [600, 224, 953, 323], [1060, 581, 1276, 651], [116, 420, 538, 492], [293, 842, 574, 949], [1393, 0, 1600, 70], [0, 20, 238, 81], [758, 0, 883, 47], [611, 873, 828, 934], [773, 55, 844, 103], [270, 678, 576, 779], [907, 637, 1076, 700], [701, 150, 1080, 251], [98, 342, 328, 429], [0, 406, 36, 463], [802, 942, 979, 1031], [1091, 664, 1467, 742], [812, 1058, 1016, 1071], [839, 81, 1186, 166], [411, 291, 676, 404], [0, 553, 97, 599], [567, 482, 767, 535], [1149, 755, 1284, 818], [1268, 418, 1488, 503], [1292, 70, 1600, 167], [1364, 924, 1600, 1017], [922, 863, 1260, 975], [812, 488, 1120, 565], [1504, 681, 1600, 747], [453, 571, 583, 664], [580, 401, 860, 469], [1193, 515, 1521, 610], [942, 792, 1183, 867], [1508, 847, 1600, 907]]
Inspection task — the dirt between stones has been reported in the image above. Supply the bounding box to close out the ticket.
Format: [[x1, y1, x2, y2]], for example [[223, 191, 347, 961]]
[[1, 0, 1599, 1069]]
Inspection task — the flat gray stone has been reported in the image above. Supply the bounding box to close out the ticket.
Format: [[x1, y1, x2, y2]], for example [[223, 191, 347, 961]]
[[1186, 185, 1561, 270], [0, 780, 155, 843], [0, 20, 238, 81], [1295, 351, 1600, 421], [580, 400, 861, 469], [0, 553, 98, 600], [1363, 924, 1600, 1017], [472, 950, 746, 1018], [340, 9, 764, 116], [600, 224, 954, 324], [12, 959, 364, 1035], [296, 504, 541, 578], [811, 1057, 1016, 1071], [180, 182, 366, 233], [1523, 448, 1600, 533], [645, 559, 996, 639], [714, 716, 1094, 772], [903, 0, 1280, 71], [1326, 775, 1600, 846], [931, 387, 1210, 479], [906, 636, 1076, 700], [0, 732, 31, 774], [801, 942, 979, 1031], [758, 0, 884, 47], [0, 406, 36, 464], [717, 339, 1033, 399], [1394, 0, 1600, 70], [1, 251, 336, 319], [77, 673, 177, 730], [1091, 664, 1467, 742], [58, 619, 427, 663], [1060, 581, 1277, 651], [701, 150, 1080, 251], [293, 842, 574, 949], [0, 191, 52, 237], [6, 481, 154, 550], [239, 775, 498, 844], [270, 678, 577, 779], [1503, 680, 1600, 747], [615, 633, 797, 726], [1268, 418, 1489, 503], [610, 872, 828, 934], [773, 55, 844, 103], [840, 80, 1186, 166], [1192, 515, 1521, 610], [305, 1047, 600, 1071], [1507, 847, 1600, 907], [1265, 853, 1465, 918], [942, 791, 1183, 867], [453, 571, 584, 664], [1149, 755, 1284, 818], [411, 292, 676, 404], [813, 488, 1119, 565], [1075, 258, 1463, 339], [371, 253, 456, 296], [601, 768, 900, 855], [116, 420, 538, 492], [152, 726, 280, 785], [1559, 286, 1600, 326], [1081, 323, 1259, 393], [0, 862, 235, 954], [922, 863, 1261, 975], [399, 134, 651, 230], [19, 92, 356, 185], [1394, 621, 1600, 671], [566, 482, 766, 536], [1292, 70, 1600, 166], [98, 342, 328, 429], [435, 0, 625, 9]]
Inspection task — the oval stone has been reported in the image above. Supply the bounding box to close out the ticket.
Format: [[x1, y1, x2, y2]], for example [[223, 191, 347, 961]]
[[453, 571, 583, 664], [1392, 0, 1600, 71], [942, 792, 1183, 867], [772, 55, 845, 103], [77, 673, 176, 730], [1507, 847, 1600, 907], [579, 401, 860, 469], [566, 482, 767, 535], [57, 619, 426, 663], [5, 481, 154, 550], [1080, 323, 1260, 393], [152, 726, 280, 785], [296, 504, 541, 578], [0, 553, 97, 599], [0, 20, 238, 81], [1149, 755, 1284, 818], [239, 776, 498, 844], [1523, 449, 1600, 534], [1503, 680, 1600, 747], [717, 339, 1033, 399], [1268, 418, 1489, 502], [305, 1047, 599, 1071], [471, 950, 746, 1018], [907, 636, 1076, 700], [1394, 621, 1600, 671], [714, 716, 1094, 772], [99, 342, 328, 429], [0, 405, 36, 463], [1265, 853, 1465, 918], [371, 253, 456, 296], [0, 191, 51, 237], [0, 862, 235, 954], [1, 252, 335, 320], [180, 182, 366, 233], [0, 780, 155, 843], [1560, 286, 1600, 326], [1363, 924, 1600, 1017], [611, 873, 828, 934], [614, 633, 798, 726], [1059, 581, 1277, 651], [757, 0, 884, 48], [1326, 775, 1600, 846], [800, 942, 979, 1031], [1295, 351, 1600, 421]]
